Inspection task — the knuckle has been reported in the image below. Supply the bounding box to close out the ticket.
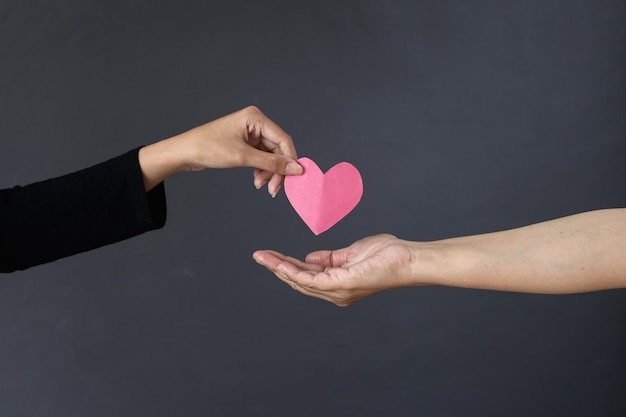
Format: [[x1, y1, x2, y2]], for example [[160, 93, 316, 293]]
[[243, 105, 261, 117], [232, 152, 246, 166], [265, 156, 285, 173]]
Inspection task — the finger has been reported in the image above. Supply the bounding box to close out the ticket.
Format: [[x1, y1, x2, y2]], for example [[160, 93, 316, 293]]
[[256, 253, 347, 303], [254, 142, 272, 153], [253, 169, 273, 189], [253, 250, 325, 273], [253, 250, 288, 270], [259, 257, 316, 290], [267, 173, 283, 197], [305, 248, 351, 268], [255, 251, 349, 290], [276, 261, 324, 286], [286, 256, 326, 272], [243, 147, 302, 176], [269, 269, 339, 303], [253, 250, 304, 271], [269, 265, 328, 295], [271, 268, 308, 290]]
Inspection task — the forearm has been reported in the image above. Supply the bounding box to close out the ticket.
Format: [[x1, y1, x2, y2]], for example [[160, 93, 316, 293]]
[[411, 209, 626, 293]]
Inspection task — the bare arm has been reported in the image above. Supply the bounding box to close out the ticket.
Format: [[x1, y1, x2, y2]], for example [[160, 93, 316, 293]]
[[423, 208, 626, 294], [254, 209, 626, 306]]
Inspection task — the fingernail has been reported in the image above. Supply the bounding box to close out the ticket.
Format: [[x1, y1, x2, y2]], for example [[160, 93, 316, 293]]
[[286, 162, 303, 175], [271, 185, 281, 198], [254, 180, 261, 189]]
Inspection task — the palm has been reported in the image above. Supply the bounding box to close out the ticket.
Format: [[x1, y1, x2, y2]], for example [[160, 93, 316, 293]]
[[254, 234, 413, 306], [317, 235, 412, 303]]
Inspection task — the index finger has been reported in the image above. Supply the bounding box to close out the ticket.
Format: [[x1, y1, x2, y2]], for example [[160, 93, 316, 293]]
[[253, 250, 325, 273]]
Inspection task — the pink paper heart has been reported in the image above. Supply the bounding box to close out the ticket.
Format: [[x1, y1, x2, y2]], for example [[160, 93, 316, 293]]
[[284, 157, 363, 235]]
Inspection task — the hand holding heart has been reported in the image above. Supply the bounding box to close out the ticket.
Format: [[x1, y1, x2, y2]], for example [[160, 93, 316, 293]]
[[139, 106, 302, 195]]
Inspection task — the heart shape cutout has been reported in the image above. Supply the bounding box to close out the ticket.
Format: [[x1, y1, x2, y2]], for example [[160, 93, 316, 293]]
[[284, 157, 363, 235]]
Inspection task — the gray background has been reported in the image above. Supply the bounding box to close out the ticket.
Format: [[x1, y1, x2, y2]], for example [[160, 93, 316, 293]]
[[1, 1, 625, 416]]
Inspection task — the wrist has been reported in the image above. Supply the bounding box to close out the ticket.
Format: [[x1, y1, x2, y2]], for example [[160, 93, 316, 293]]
[[411, 237, 495, 290], [404, 240, 445, 287], [138, 134, 192, 191], [404, 239, 477, 289]]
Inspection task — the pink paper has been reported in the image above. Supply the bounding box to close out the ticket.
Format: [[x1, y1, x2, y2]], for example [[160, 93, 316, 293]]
[[284, 157, 363, 235]]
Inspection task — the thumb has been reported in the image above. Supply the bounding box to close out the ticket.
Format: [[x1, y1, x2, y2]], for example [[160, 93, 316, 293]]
[[245, 148, 303, 175], [306, 248, 350, 267]]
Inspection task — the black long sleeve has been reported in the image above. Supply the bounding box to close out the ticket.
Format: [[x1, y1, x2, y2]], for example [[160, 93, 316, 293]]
[[0, 148, 167, 272]]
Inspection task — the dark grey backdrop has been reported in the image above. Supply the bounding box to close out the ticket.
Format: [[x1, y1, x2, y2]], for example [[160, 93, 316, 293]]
[[1, 1, 625, 416]]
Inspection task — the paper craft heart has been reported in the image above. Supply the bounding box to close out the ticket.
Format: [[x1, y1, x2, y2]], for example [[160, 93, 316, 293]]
[[284, 157, 363, 235]]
